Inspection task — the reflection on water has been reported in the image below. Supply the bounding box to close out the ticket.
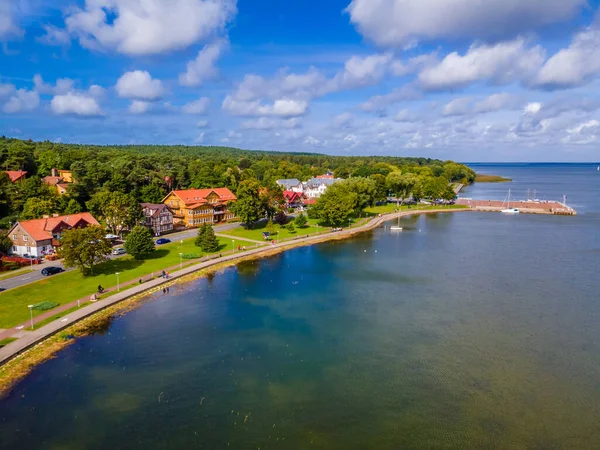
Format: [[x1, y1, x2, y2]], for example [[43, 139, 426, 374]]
[[1, 164, 600, 449]]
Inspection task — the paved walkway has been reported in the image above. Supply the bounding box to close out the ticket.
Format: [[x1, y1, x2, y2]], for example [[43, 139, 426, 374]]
[[0, 208, 468, 365], [215, 233, 267, 245]]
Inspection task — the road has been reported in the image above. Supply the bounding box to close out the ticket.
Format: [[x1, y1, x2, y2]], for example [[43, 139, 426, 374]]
[[0, 221, 245, 292]]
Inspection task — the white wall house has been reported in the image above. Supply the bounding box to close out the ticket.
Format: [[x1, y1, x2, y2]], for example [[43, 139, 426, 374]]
[[276, 179, 304, 193], [303, 178, 343, 199]]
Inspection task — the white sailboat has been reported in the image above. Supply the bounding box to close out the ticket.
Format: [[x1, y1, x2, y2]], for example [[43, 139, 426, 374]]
[[390, 214, 403, 230], [501, 189, 519, 214]]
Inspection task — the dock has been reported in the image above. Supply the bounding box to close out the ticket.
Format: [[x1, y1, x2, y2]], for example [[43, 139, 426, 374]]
[[456, 199, 577, 216]]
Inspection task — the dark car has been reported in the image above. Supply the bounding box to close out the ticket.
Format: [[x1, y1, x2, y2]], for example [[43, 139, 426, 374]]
[[41, 266, 64, 276], [156, 238, 171, 245]]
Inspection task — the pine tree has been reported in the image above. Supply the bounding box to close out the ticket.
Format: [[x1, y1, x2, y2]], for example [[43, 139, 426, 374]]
[[195, 223, 208, 248], [199, 224, 220, 253]]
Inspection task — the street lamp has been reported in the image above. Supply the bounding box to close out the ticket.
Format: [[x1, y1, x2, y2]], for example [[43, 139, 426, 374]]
[[232, 239, 235, 252], [28, 304, 34, 330], [30, 257, 33, 272], [115, 272, 120, 292], [179, 252, 183, 269]]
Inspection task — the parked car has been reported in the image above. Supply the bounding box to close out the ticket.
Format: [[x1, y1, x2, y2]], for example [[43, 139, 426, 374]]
[[156, 238, 171, 245], [41, 266, 64, 276], [112, 248, 126, 255]]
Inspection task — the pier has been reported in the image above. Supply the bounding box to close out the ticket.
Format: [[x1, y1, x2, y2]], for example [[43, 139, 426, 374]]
[[456, 199, 577, 215]]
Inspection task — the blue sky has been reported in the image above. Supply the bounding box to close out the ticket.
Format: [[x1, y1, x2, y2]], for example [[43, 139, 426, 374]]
[[1, 0, 600, 161]]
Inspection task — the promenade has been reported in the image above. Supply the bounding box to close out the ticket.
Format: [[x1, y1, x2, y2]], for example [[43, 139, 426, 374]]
[[0, 207, 466, 366]]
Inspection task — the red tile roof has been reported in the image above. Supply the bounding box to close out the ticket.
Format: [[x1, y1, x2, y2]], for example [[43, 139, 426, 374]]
[[283, 190, 304, 202], [4, 170, 27, 182], [13, 213, 100, 242], [168, 188, 237, 205]]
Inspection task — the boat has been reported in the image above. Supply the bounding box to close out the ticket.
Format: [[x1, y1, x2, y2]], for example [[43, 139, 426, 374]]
[[390, 214, 403, 231], [501, 189, 520, 214]]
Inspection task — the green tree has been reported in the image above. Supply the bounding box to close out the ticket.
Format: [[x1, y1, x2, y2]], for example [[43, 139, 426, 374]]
[[62, 198, 82, 215], [265, 220, 276, 235], [0, 232, 12, 254], [294, 213, 308, 228], [59, 226, 112, 275], [20, 197, 57, 220], [195, 223, 219, 252], [286, 222, 295, 233], [423, 176, 448, 201], [88, 191, 142, 235], [124, 226, 155, 260], [313, 187, 357, 227], [230, 179, 262, 229], [341, 177, 378, 214]]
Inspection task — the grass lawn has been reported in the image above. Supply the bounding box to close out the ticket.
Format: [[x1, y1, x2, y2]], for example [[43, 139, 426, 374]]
[[364, 203, 468, 216], [0, 337, 17, 348], [224, 217, 329, 242], [0, 236, 253, 329]]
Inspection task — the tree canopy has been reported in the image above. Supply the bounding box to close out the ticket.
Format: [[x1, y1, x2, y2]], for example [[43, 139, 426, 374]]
[[124, 226, 155, 260], [58, 226, 112, 275]]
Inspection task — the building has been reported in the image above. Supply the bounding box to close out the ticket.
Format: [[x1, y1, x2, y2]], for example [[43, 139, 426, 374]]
[[7, 212, 100, 257], [4, 170, 27, 183], [303, 177, 342, 199], [316, 171, 334, 179], [276, 179, 304, 193], [163, 188, 237, 227], [283, 190, 305, 208], [42, 169, 71, 195], [141, 203, 174, 236]]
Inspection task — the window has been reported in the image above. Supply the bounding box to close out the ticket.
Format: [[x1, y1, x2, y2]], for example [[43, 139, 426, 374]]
[[13, 234, 17, 240], [26, 247, 31, 253], [23, 235, 28, 241], [12, 246, 17, 252]]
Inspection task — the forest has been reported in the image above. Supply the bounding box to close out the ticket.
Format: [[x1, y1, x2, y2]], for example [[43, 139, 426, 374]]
[[0, 136, 476, 232]]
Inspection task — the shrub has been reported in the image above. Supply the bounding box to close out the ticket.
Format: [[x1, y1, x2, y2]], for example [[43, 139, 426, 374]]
[[32, 301, 60, 311]]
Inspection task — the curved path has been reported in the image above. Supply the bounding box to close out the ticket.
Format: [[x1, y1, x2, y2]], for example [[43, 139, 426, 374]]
[[0, 207, 468, 366]]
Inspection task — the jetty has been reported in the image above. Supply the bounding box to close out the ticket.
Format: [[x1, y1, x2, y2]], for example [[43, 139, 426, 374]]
[[456, 199, 577, 215]]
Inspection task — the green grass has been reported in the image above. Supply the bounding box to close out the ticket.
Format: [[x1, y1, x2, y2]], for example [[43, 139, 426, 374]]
[[364, 203, 468, 216], [0, 236, 254, 329], [224, 217, 326, 242], [32, 301, 60, 311], [475, 174, 512, 183], [0, 266, 33, 282], [32, 302, 91, 330], [0, 337, 17, 348]]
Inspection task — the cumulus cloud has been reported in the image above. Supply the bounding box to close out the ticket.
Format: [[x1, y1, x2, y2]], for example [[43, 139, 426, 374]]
[[38, 24, 71, 46], [116, 70, 164, 101], [442, 97, 472, 116], [182, 97, 210, 114], [129, 100, 151, 114], [33, 74, 75, 95], [418, 39, 545, 91], [3, 89, 40, 113], [473, 93, 522, 113], [360, 84, 421, 112], [346, 0, 586, 47], [196, 120, 209, 128], [334, 53, 394, 89], [0, 0, 24, 40], [223, 97, 308, 117], [240, 117, 300, 130], [179, 39, 228, 87], [535, 22, 600, 89], [51, 92, 103, 117], [64, 0, 237, 56], [0, 82, 15, 98]]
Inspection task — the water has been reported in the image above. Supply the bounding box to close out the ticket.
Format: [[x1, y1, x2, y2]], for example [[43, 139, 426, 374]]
[[1, 164, 599, 449]]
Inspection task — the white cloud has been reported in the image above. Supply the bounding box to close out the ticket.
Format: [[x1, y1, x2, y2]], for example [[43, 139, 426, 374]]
[[129, 100, 151, 114], [240, 117, 300, 130], [0, 0, 24, 40], [442, 97, 472, 116], [419, 39, 545, 91], [33, 74, 75, 95], [473, 93, 522, 113], [393, 109, 420, 122], [182, 97, 210, 114], [64, 0, 237, 56], [524, 102, 542, 115], [346, 0, 586, 47], [334, 53, 394, 89], [51, 93, 104, 117], [196, 120, 209, 128], [535, 23, 600, 89], [179, 39, 227, 87], [360, 84, 421, 112], [116, 70, 164, 100], [3, 89, 40, 113], [0, 82, 15, 98], [222, 97, 308, 117], [38, 24, 71, 46]]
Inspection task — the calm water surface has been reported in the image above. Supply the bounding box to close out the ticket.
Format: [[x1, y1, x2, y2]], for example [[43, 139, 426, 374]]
[[1, 164, 599, 449]]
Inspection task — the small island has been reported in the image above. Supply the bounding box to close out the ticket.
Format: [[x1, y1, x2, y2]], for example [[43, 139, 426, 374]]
[[475, 174, 512, 183]]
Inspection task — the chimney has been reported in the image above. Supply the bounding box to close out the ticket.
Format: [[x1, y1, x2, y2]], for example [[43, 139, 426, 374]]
[[51, 168, 58, 177], [52, 213, 59, 218], [43, 215, 50, 219]]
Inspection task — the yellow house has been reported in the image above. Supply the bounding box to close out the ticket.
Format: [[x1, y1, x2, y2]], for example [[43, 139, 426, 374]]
[[58, 170, 73, 183], [162, 188, 237, 227]]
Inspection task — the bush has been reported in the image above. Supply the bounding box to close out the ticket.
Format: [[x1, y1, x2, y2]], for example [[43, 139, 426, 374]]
[[294, 213, 307, 228], [286, 222, 295, 233], [181, 253, 202, 259], [32, 301, 60, 311], [273, 210, 288, 225]]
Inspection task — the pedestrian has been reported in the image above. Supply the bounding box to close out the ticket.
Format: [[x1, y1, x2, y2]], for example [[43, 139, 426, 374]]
[[165, 271, 169, 279], [161, 270, 166, 278], [139, 279, 142, 284], [166, 287, 170, 293], [163, 288, 166, 294]]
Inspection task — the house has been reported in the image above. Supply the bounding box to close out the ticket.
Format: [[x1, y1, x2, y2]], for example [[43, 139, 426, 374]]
[[4, 170, 27, 183], [141, 203, 174, 236], [42, 169, 71, 195], [7, 212, 100, 257], [162, 188, 237, 227], [283, 190, 305, 208], [276, 179, 304, 193], [303, 177, 343, 199], [316, 171, 334, 179]]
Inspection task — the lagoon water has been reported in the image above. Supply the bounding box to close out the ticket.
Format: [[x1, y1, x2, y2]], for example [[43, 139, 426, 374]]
[[1, 164, 600, 449]]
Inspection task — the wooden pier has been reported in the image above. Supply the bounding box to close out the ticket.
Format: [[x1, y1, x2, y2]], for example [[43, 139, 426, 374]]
[[456, 199, 577, 216]]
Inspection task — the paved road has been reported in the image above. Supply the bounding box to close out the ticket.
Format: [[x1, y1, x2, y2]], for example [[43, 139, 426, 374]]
[[0, 221, 245, 292]]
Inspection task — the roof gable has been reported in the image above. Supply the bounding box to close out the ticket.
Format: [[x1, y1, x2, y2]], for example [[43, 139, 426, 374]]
[[166, 188, 237, 206], [11, 213, 100, 242]]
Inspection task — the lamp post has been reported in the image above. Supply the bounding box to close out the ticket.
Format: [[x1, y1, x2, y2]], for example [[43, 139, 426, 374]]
[[179, 252, 183, 269], [30, 257, 33, 272], [115, 272, 120, 292], [232, 239, 235, 253], [28, 305, 34, 330]]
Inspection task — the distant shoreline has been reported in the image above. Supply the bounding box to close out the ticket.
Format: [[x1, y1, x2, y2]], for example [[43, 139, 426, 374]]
[[474, 174, 512, 183]]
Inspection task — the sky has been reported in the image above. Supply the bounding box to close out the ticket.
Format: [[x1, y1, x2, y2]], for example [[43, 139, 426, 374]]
[[1, 0, 600, 162]]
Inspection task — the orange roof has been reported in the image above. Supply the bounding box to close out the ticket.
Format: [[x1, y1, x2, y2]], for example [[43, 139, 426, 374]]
[[42, 176, 62, 186], [168, 188, 237, 205], [12, 213, 100, 242], [5, 170, 27, 182]]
